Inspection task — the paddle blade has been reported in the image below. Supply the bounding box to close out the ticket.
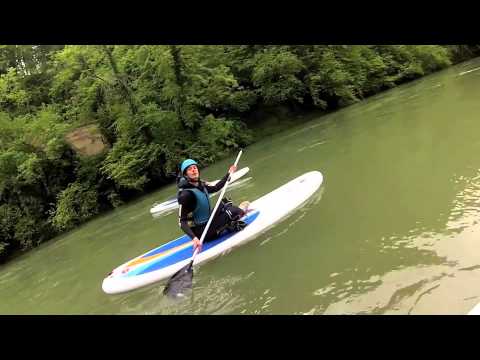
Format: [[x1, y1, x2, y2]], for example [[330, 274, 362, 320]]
[[163, 260, 194, 298]]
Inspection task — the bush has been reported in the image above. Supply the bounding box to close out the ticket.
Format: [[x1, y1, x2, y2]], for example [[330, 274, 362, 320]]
[[51, 182, 99, 231]]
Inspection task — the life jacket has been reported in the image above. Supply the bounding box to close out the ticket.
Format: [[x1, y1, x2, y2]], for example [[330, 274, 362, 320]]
[[177, 177, 211, 226]]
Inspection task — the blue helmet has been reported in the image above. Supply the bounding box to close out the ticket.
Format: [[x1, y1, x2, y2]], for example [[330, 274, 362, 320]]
[[180, 159, 198, 174]]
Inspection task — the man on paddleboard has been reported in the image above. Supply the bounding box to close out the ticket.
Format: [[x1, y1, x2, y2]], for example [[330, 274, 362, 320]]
[[177, 159, 249, 251]]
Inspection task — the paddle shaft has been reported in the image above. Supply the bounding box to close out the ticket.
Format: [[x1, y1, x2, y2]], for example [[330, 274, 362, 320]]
[[190, 150, 243, 263]]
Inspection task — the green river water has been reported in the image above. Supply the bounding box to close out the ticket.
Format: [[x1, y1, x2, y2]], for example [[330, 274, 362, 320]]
[[2, 58, 480, 315]]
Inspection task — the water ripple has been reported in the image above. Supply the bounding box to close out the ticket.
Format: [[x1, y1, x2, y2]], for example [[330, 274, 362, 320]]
[[459, 67, 480, 76]]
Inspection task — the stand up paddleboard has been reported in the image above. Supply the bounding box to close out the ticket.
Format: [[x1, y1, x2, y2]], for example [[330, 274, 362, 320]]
[[103, 171, 323, 294], [149, 167, 250, 215]]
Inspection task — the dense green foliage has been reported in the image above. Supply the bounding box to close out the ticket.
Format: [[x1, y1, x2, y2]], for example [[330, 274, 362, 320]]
[[0, 44, 479, 262]]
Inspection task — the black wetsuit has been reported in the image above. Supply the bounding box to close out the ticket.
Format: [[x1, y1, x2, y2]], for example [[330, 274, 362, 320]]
[[177, 173, 244, 242]]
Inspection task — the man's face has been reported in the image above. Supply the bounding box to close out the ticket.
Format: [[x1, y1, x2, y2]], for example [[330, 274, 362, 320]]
[[185, 164, 199, 181]]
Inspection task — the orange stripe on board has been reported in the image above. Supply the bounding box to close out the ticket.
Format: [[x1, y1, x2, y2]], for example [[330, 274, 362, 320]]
[[126, 240, 193, 268]]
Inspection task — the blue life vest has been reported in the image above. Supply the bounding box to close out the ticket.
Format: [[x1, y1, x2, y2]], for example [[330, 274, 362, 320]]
[[181, 187, 211, 226]]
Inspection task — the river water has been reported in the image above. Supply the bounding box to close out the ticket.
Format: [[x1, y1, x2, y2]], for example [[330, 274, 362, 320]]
[[2, 58, 480, 315]]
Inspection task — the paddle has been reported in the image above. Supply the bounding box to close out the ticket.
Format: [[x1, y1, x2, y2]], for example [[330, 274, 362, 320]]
[[163, 149, 243, 298]]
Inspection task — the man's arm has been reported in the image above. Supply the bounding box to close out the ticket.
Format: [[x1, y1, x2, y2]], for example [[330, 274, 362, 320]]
[[204, 172, 230, 193], [177, 191, 197, 239]]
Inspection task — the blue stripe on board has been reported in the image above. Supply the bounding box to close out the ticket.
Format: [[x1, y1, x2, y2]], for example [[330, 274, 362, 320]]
[[141, 207, 259, 259], [126, 211, 260, 277], [139, 233, 191, 259]]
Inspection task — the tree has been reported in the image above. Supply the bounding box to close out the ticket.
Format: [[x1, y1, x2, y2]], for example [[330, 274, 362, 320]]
[[252, 47, 306, 105]]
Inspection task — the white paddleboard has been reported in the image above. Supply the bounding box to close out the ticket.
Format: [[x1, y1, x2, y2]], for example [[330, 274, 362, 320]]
[[103, 171, 323, 294], [149, 167, 250, 214]]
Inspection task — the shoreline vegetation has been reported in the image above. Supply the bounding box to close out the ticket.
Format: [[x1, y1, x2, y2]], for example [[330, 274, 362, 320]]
[[1, 45, 479, 264]]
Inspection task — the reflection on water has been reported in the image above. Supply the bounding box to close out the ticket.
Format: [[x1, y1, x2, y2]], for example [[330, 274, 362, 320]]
[[321, 166, 480, 315]]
